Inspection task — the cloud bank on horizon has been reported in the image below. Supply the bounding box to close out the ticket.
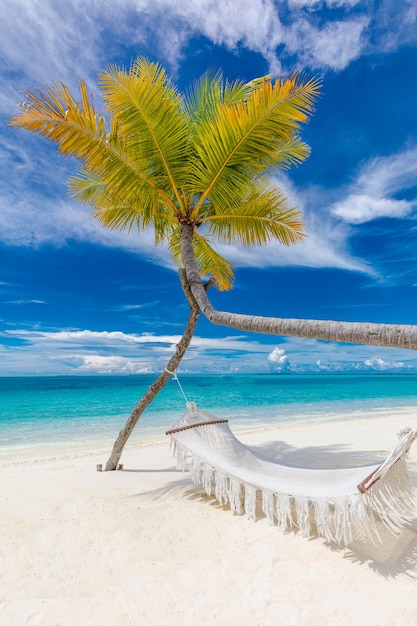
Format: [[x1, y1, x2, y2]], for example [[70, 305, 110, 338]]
[[1, 0, 417, 375], [1, 327, 415, 376]]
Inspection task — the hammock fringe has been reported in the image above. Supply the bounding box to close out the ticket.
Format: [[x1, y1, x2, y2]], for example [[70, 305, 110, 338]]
[[168, 403, 417, 546]]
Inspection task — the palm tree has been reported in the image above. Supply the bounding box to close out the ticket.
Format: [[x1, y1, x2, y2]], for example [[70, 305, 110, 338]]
[[10, 59, 318, 467], [10, 58, 417, 468]]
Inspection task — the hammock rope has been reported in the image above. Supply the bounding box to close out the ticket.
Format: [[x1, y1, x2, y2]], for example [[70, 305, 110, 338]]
[[165, 368, 189, 403], [166, 402, 417, 546]]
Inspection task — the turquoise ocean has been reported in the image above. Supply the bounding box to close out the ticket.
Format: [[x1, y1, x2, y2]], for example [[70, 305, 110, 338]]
[[1, 374, 417, 458]]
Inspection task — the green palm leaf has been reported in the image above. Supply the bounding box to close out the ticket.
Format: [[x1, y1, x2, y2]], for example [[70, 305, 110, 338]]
[[192, 232, 235, 290], [11, 57, 319, 292], [204, 183, 305, 246], [185, 70, 252, 126], [69, 168, 168, 232], [10, 79, 180, 218], [99, 58, 192, 213], [188, 74, 320, 217]]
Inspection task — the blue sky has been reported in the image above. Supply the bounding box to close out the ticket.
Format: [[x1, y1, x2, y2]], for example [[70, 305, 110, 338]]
[[1, 0, 417, 375]]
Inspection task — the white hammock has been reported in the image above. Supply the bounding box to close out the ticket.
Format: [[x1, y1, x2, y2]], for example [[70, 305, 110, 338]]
[[166, 402, 417, 546]]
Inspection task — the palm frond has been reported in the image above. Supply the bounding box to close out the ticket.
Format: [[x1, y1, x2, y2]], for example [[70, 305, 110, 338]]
[[99, 57, 192, 214], [93, 198, 177, 240], [188, 74, 321, 218], [69, 168, 107, 206], [270, 136, 311, 170], [70, 168, 163, 227], [10, 80, 180, 217], [10, 80, 107, 159], [70, 167, 177, 240], [11, 59, 317, 287], [207, 208, 304, 246], [184, 69, 223, 122], [192, 232, 235, 290], [202, 182, 305, 246], [184, 70, 252, 124]]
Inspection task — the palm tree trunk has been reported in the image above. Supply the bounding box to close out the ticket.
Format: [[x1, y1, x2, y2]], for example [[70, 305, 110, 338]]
[[180, 223, 417, 350], [104, 269, 200, 471]]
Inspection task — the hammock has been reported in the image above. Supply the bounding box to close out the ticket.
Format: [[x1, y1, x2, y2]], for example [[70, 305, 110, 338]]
[[166, 402, 417, 546]]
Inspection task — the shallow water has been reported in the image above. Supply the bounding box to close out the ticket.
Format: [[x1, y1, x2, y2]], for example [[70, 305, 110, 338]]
[[1, 373, 417, 455]]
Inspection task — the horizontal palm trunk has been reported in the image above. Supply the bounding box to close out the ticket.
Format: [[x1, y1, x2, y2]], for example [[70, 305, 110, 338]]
[[180, 223, 417, 351]]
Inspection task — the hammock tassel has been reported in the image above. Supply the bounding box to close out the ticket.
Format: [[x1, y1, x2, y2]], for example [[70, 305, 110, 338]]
[[167, 402, 417, 546], [244, 484, 257, 521], [275, 495, 293, 533], [262, 491, 275, 526]]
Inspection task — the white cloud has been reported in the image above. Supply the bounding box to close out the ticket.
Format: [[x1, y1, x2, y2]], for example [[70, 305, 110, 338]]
[[1, 0, 411, 114], [6, 299, 46, 305], [0, 328, 273, 375], [286, 16, 368, 71], [316, 359, 343, 372], [331, 148, 417, 224], [2, 327, 417, 375], [332, 195, 412, 224], [363, 356, 405, 371], [289, 1, 361, 6], [357, 151, 417, 196], [368, 0, 417, 53], [282, 335, 417, 371], [70, 354, 154, 374], [267, 347, 291, 372], [316, 357, 409, 373], [1, 0, 102, 116], [151, 0, 371, 73]]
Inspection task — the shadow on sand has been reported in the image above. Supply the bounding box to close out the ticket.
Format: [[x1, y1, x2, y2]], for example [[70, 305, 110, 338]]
[[126, 440, 417, 578], [247, 439, 389, 469]]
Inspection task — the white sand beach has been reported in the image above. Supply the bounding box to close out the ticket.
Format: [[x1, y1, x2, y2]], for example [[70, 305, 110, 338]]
[[2, 412, 417, 626]]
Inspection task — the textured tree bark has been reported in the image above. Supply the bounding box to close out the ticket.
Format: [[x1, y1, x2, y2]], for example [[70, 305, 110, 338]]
[[104, 269, 200, 471], [180, 223, 417, 351]]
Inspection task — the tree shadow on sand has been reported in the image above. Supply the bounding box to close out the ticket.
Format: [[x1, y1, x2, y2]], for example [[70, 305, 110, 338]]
[[247, 440, 389, 469]]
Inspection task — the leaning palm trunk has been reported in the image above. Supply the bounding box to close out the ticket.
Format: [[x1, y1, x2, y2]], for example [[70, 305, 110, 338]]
[[180, 223, 417, 351], [104, 269, 201, 470]]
